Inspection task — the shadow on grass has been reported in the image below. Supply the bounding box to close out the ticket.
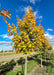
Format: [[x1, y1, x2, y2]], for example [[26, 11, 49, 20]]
[[0, 60, 16, 75], [16, 62, 24, 75], [42, 61, 50, 66], [0, 57, 25, 75], [27, 54, 39, 61], [27, 56, 34, 61], [35, 57, 50, 66], [0, 54, 51, 75], [35, 58, 41, 64], [17, 57, 25, 65]]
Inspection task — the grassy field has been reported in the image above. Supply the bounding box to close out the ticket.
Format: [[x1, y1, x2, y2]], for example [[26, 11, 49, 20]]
[[0, 54, 41, 75], [0, 52, 16, 56], [47, 51, 54, 74], [2, 57, 40, 75], [0, 51, 54, 75]]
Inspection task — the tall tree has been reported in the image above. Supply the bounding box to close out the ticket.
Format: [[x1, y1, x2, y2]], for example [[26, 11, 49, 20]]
[[0, 6, 52, 75]]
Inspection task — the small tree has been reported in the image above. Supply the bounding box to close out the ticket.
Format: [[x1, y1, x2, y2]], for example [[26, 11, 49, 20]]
[[39, 37, 52, 67], [1, 49, 3, 53], [5, 50, 7, 52]]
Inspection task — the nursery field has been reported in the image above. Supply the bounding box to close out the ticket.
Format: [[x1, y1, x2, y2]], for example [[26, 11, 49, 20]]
[[0, 0, 54, 75], [0, 50, 54, 75]]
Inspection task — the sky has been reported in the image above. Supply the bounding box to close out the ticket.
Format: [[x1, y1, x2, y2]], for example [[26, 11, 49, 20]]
[[0, 0, 54, 51]]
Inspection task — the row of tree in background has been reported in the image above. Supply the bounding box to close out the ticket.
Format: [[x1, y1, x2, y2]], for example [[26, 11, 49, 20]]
[[0, 49, 14, 52]]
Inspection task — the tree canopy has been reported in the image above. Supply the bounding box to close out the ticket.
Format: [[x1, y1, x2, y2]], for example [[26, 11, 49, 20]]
[[0, 6, 52, 54]]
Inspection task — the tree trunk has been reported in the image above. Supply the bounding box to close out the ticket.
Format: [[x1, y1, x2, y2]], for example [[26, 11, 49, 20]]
[[25, 55, 27, 75], [45, 52, 46, 61], [41, 55, 43, 67]]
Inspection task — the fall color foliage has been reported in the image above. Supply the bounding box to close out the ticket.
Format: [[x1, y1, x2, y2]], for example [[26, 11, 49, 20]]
[[0, 6, 52, 54]]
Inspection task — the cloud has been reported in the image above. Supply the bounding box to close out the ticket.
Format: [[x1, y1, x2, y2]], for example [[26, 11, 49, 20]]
[[0, 34, 13, 40], [47, 28, 53, 31], [21, 0, 41, 4], [25, 6, 43, 20], [45, 33, 54, 45], [15, 6, 30, 13], [19, 6, 25, 12], [34, 10, 43, 20], [24, 6, 29, 12], [0, 45, 12, 51], [30, 0, 41, 4], [52, 44, 54, 49], [39, 16, 43, 19], [0, 41, 12, 45], [15, 6, 25, 13], [30, 0, 35, 4], [15, 6, 43, 20], [16, 15, 18, 17]]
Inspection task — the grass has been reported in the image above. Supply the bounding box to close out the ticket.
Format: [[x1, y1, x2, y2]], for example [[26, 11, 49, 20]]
[[0, 60, 16, 70], [0, 57, 20, 66], [0, 53, 34, 65], [2, 57, 40, 75], [0, 52, 16, 56], [47, 51, 54, 74], [4, 51, 54, 75], [1, 51, 53, 75]]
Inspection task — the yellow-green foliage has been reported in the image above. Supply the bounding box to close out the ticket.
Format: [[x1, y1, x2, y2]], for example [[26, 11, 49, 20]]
[[0, 6, 52, 54]]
